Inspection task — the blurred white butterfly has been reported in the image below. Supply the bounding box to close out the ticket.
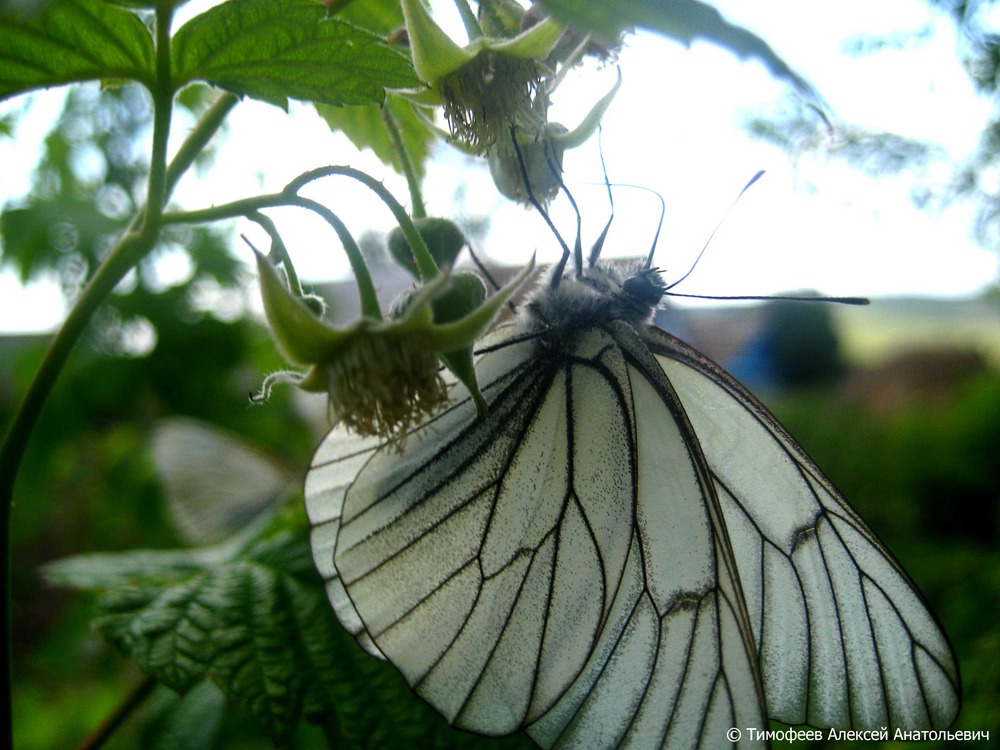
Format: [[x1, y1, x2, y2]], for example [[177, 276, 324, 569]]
[[152, 418, 293, 544], [304, 190, 960, 747]]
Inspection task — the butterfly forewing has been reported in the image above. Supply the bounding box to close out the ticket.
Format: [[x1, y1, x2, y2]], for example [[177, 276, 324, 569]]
[[309, 323, 769, 746], [646, 326, 961, 732], [304, 271, 959, 748]]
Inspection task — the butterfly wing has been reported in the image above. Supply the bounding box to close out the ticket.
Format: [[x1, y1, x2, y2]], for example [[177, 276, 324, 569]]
[[306, 323, 768, 747], [646, 325, 961, 731], [152, 417, 293, 544]]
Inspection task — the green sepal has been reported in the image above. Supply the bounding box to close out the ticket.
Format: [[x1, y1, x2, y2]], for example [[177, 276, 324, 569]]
[[429, 261, 532, 416], [430, 272, 487, 324], [402, 0, 562, 84], [255, 251, 350, 364], [481, 16, 562, 59], [440, 348, 488, 417], [426, 259, 533, 353], [548, 68, 622, 149], [401, 0, 473, 84]]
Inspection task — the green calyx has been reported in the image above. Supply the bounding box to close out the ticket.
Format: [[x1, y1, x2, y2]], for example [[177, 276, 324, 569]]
[[256, 244, 535, 436]]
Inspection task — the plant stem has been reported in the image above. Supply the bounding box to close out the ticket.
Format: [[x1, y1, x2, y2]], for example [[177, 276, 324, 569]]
[[165, 92, 239, 199], [145, 0, 175, 227], [164, 188, 384, 319], [0, 3, 180, 744], [381, 105, 426, 219], [77, 676, 158, 750], [289, 196, 382, 319], [453, 0, 483, 40], [287, 166, 441, 283], [0, 228, 156, 750]]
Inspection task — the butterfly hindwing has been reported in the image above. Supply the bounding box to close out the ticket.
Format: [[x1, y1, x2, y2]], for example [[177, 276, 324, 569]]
[[645, 325, 961, 732], [308, 323, 768, 747]]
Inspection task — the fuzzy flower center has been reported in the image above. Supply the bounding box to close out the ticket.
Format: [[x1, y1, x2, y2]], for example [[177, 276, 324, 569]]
[[439, 51, 540, 152], [324, 332, 448, 445]]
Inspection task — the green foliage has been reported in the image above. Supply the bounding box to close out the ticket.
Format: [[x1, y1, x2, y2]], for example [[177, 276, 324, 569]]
[[0, 0, 156, 99], [45, 506, 330, 742], [539, 0, 817, 98], [2, 85, 150, 281], [43, 503, 534, 748], [171, 0, 419, 109], [316, 94, 436, 180]]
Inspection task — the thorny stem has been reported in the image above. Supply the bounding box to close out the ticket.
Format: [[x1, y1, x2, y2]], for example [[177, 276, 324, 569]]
[[289, 197, 383, 319], [167, 165, 443, 296]]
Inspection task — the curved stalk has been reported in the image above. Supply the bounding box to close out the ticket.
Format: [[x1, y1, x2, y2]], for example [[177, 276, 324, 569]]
[[0, 3, 180, 743], [164, 189, 384, 320], [287, 166, 441, 283], [77, 676, 158, 750], [289, 196, 382, 319], [381, 104, 426, 219]]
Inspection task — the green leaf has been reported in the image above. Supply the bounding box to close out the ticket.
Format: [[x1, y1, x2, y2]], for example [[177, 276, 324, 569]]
[[45, 509, 318, 742], [540, 0, 818, 98], [172, 0, 419, 109], [316, 94, 435, 180], [45, 503, 535, 746], [140, 681, 227, 750], [329, 0, 404, 35], [0, 0, 155, 101]]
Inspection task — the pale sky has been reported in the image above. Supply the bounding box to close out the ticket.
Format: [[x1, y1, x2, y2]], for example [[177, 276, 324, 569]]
[[1, 0, 997, 332]]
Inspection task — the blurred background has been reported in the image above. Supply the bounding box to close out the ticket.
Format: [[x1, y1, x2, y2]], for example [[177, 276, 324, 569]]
[[1, 0, 998, 747]]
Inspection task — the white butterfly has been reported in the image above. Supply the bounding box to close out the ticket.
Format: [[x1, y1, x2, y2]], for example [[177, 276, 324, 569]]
[[304, 234, 960, 747]]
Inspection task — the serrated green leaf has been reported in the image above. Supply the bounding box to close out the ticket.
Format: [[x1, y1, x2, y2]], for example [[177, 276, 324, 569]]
[[316, 94, 434, 179], [0, 0, 155, 101], [46, 509, 318, 741], [541, 0, 818, 98], [45, 502, 536, 746], [172, 0, 419, 109]]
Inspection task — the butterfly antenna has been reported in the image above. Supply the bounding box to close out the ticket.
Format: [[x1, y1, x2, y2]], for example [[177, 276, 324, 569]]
[[665, 169, 765, 291], [587, 125, 615, 268], [642, 187, 665, 270], [509, 126, 574, 286], [538, 133, 585, 277], [466, 241, 519, 313], [668, 291, 870, 305], [465, 242, 499, 292], [553, 170, 585, 279]]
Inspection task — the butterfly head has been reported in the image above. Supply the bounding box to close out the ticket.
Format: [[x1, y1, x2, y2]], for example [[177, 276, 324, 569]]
[[524, 260, 665, 342]]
